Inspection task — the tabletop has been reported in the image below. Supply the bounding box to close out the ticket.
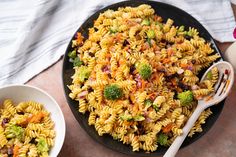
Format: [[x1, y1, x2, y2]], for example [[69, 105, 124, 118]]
[[27, 5, 236, 157]]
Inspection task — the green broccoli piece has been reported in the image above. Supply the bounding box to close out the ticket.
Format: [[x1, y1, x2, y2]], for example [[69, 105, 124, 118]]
[[178, 26, 185, 32], [104, 84, 123, 100], [153, 104, 159, 112], [37, 138, 49, 153], [138, 63, 152, 80], [147, 30, 155, 39], [141, 19, 150, 26], [73, 57, 83, 67], [133, 115, 145, 121], [109, 27, 118, 34], [186, 31, 194, 37], [177, 90, 194, 106], [157, 133, 168, 146], [120, 114, 132, 121], [77, 66, 91, 82], [68, 50, 77, 59], [5, 125, 24, 140], [147, 38, 152, 47], [144, 99, 152, 107], [206, 71, 213, 80]]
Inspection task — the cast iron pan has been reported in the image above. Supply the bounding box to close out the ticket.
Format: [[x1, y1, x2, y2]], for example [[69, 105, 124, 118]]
[[62, 0, 224, 156]]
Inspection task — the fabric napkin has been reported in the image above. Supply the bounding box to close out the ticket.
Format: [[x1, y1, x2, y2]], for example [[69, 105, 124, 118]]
[[0, 0, 235, 85]]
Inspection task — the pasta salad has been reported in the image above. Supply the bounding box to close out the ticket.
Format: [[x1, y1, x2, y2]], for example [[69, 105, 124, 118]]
[[68, 4, 220, 152], [0, 99, 55, 157]]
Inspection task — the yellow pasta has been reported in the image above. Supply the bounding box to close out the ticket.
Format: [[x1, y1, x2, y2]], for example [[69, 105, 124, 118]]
[[0, 99, 55, 156], [68, 4, 220, 152]]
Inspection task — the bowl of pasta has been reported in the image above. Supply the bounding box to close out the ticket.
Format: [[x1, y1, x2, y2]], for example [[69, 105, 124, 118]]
[[0, 84, 65, 157], [62, 0, 223, 156]]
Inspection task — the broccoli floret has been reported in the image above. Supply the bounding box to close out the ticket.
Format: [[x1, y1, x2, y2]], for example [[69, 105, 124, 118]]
[[73, 57, 83, 67], [68, 50, 77, 59], [177, 90, 194, 106], [141, 19, 150, 26], [120, 114, 132, 121], [144, 99, 152, 106], [133, 115, 145, 121], [147, 30, 155, 39], [138, 63, 152, 80], [104, 84, 123, 100], [206, 71, 213, 80], [37, 138, 49, 153], [5, 125, 24, 140], [77, 66, 91, 82], [157, 133, 168, 146]]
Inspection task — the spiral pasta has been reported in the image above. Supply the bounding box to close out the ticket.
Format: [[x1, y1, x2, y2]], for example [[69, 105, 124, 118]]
[[0, 99, 55, 157], [68, 4, 220, 152]]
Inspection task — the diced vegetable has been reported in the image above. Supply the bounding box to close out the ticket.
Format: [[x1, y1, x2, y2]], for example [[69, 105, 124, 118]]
[[68, 50, 77, 59], [178, 26, 185, 32], [144, 99, 152, 106], [29, 112, 45, 123], [177, 90, 194, 106], [5, 125, 24, 140], [133, 115, 145, 121], [37, 138, 49, 153], [120, 114, 132, 121], [141, 19, 150, 26], [73, 57, 83, 67], [77, 66, 91, 82], [147, 30, 155, 39], [109, 27, 118, 33], [157, 133, 168, 146], [13, 145, 19, 157], [104, 84, 123, 100], [206, 71, 213, 80], [153, 104, 159, 112], [138, 63, 152, 80], [147, 38, 152, 46]]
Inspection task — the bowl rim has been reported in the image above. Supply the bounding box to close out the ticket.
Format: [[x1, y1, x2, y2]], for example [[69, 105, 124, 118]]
[[62, 0, 224, 156], [0, 84, 66, 157]]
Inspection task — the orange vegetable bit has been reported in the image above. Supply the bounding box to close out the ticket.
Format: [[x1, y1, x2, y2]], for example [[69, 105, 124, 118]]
[[167, 48, 174, 56], [162, 123, 173, 133], [162, 58, 171, 64], [115, 33, 123, 42], [171, 78, 177, 86], [29, 112, 46, 123], [13, 145, 20, 157], [105, 53, 111, 59], [148, 92, 157, 101], [76, 32, 84, 45], [140, 80, 147, 92], [130, 94, 135, 103], [118, 59, 126, 65]]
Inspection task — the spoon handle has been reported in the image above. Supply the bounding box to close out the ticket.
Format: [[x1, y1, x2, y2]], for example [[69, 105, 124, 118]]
[[163, 105, 206, 157]]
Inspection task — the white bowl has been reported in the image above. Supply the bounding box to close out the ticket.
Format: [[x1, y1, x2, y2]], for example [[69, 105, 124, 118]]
[[0, 84, 65, 157]]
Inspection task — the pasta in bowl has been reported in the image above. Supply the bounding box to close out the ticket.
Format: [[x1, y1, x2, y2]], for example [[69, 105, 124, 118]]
[[0, 85, 65, 157], [63, 1, 223, 156]]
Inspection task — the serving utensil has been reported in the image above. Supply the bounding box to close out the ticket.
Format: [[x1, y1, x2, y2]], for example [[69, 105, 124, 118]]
[[164, 61, 234, 157]]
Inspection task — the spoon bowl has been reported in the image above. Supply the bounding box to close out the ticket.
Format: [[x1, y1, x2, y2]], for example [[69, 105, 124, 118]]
[[164, 61, 234, 157]]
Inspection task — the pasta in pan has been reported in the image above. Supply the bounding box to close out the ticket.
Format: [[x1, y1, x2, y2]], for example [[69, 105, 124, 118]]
[[68, 5, 220, 152], [0, 99, 55, 157]]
